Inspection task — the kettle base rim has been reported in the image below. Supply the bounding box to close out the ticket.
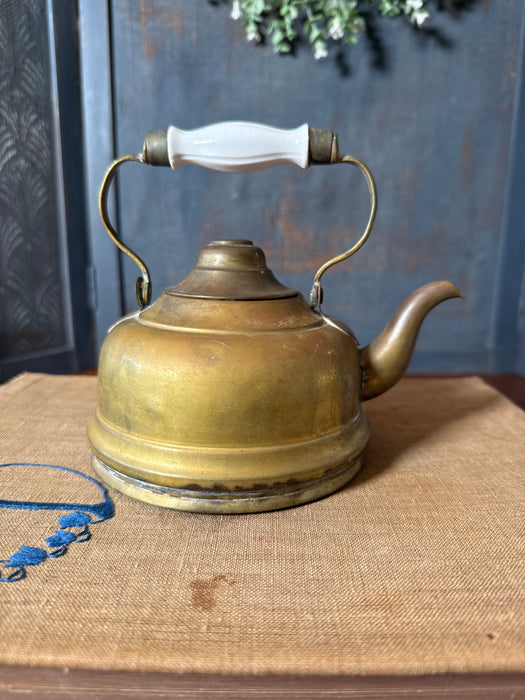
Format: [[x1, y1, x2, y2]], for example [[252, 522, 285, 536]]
[[91, 454, 364, 514]]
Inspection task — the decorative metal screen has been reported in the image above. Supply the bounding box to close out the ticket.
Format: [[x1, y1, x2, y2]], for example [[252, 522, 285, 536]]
[[0, 0, 66, 361]]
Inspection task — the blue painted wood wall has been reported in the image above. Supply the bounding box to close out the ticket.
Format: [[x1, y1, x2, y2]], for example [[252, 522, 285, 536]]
[[85, 0, 525, 374]]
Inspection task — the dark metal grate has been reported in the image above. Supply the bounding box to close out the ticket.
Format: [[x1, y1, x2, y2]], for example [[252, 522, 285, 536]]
[[0, 0, 66, 360]]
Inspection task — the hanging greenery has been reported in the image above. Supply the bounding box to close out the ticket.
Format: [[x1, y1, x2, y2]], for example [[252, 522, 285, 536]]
[[230, 0, 430, 59]]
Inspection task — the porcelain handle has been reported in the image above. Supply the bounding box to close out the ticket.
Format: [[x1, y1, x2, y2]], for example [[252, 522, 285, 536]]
[[142, 122, 315, 172], [169, 122, 310, 172]]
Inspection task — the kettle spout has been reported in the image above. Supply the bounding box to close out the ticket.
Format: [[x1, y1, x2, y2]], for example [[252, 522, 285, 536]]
[[359, 281, 462, 401]]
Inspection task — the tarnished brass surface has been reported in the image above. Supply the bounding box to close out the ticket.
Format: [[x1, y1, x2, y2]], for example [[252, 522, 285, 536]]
[[308, 128, 339, 165], [98, 153, 152, 309], [88, 242, 369, 512], [142, 129, 169, 166], [91, 454, 365, 514], [169, 239, 297, 300], [89, 238, 461, 513], [309, 154, 377, 310], [359, 281, 463, 401]]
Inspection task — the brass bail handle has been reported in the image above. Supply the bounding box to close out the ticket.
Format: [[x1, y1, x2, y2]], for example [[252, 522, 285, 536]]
[[98, 153, 151, 309], [98, 122, 377, 310], [307, 132, 377, 309]]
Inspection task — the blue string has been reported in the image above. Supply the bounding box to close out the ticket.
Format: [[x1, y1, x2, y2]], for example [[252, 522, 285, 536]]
[[0, 462, 114, 582]]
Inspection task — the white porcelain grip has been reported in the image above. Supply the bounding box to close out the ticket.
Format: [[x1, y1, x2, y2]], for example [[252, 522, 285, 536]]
[[167, 122, 309, 173]]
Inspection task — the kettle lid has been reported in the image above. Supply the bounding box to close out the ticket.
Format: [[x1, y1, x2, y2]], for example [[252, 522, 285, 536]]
[[167, 239, 298, 301]]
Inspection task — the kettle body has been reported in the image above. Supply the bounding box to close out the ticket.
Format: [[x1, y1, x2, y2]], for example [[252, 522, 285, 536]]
[[89, 240, 369, 512]]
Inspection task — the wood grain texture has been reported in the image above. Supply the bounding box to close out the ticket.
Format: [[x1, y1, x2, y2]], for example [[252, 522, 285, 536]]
[[0, 666, 524, 699]]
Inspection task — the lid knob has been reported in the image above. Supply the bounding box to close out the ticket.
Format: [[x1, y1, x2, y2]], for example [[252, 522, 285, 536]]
[[197, 239, 266, 271], [167, 239, 298, 301]]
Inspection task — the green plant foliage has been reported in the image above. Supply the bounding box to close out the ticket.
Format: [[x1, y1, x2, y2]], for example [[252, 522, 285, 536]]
[[230, 0, 430, 58]]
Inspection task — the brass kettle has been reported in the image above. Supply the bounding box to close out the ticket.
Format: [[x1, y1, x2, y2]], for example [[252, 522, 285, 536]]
[[89, 122, 461, 513]]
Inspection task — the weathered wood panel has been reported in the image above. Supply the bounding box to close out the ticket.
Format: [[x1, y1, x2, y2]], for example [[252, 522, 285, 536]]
[[105, 0, 524, 372]]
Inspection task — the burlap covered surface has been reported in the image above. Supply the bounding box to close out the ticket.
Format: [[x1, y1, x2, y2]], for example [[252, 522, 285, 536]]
[[0, 373, 523, 676]]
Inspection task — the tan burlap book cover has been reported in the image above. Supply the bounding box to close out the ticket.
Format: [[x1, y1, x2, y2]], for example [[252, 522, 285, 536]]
[[0, 373, 524, 676]]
